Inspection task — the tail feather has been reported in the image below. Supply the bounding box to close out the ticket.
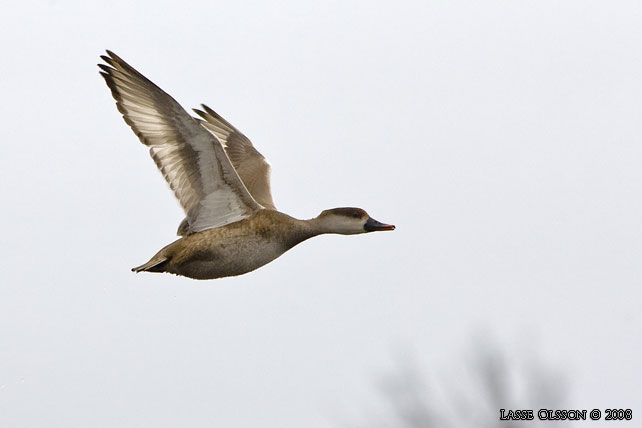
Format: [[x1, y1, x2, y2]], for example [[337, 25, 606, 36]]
[[132, 256, 168, 273]]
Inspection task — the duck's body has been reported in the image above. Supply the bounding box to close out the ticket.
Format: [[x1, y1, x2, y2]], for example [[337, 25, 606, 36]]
[[135, 210, 310, 279], [99, 51, 394, 280]]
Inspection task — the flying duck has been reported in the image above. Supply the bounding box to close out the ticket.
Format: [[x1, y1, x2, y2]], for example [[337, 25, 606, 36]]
[[99, 50, 394, 280]]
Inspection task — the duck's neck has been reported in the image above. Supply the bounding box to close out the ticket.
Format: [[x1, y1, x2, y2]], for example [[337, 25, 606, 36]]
[[303, 217, 334, 237], [256, 211, 340, 249], [287, 216, 334, 245]]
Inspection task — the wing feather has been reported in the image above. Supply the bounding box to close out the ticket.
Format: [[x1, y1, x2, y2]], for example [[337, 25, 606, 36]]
[[194, 105, 277, 211], [99, 51, 262, 234]]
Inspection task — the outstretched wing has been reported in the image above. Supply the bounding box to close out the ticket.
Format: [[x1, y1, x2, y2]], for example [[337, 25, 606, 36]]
[[99, 51, 262, 233], [194, 105, 276, 210]]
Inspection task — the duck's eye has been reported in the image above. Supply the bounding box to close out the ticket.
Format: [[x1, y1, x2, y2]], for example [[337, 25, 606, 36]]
[[352, 212, 361, 219]]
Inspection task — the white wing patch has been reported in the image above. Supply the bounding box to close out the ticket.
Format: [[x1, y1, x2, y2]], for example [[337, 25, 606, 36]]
[[191, 189, 251, 232]]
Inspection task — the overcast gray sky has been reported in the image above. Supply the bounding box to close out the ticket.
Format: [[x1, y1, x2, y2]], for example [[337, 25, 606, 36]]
[[1, 1, 641, 427]]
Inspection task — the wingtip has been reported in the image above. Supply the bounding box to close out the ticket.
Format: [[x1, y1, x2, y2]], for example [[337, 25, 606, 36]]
[[201, 104, 218, 116], [193, 107, 206, 118], [101, 50, 135, 74], [104, 49, 121, 62], [193, 104, 215, 118], [99, 54, 117, 69]]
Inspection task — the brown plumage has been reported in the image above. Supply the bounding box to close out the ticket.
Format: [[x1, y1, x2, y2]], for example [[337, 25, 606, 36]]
[[100, 51, 394, 279]]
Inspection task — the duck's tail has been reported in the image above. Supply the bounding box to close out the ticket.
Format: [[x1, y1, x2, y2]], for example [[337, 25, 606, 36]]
[[132, 255, 168, 273]]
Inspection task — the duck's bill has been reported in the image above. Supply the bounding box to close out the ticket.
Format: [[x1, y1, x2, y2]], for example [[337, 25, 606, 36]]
[[364, 217, 396, 232]]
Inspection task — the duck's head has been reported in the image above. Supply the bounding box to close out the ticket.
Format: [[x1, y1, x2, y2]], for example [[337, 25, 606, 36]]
[[316, 207, 395, 235]]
